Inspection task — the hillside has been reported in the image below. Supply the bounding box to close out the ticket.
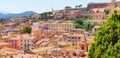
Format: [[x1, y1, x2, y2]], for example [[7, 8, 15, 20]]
[[0, 11, 37, 18]]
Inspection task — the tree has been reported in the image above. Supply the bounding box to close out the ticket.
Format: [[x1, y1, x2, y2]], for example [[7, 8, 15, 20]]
[[20, 26, 32, 34], [65, 6, 72, 9], [40, 12, 53, 20], [75, 4, 82, 8], [0, 18, 6, 24], [88, 12, 120, 58], [78, 5, 82, 8], [104, 9, 110, 15], [74, 18, 94, 32]]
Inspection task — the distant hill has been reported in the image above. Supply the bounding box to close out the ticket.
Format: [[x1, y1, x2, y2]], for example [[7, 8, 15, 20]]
[[0, 11, 37, 18], [0, 11, 10, 14]]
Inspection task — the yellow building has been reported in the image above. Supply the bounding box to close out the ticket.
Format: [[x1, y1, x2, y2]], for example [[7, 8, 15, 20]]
[[90, 13, 106, 20], [47, 21, 75, 31]]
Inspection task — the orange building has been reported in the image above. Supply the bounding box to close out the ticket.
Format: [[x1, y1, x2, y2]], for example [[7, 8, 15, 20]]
[[32, 29, 56, 37], [42, 30, 56, 37], [32, 29, 42, 36]]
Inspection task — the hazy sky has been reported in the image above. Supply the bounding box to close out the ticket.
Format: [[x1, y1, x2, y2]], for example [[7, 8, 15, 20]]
[[0, 0, 111, 13]]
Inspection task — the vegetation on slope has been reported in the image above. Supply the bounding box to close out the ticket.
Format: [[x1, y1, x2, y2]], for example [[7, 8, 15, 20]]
[[20, 26, 32, 34], [88, 12, 120, 58]]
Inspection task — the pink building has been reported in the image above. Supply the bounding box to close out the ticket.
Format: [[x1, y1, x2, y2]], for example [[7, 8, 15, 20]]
[[8, 34, 39, 51], [53, 8, 82, 19], [8, 36, 21, 50], [66, 10, 82, 19]]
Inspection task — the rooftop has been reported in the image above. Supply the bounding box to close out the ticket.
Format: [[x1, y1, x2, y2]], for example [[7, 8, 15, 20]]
[[32, 46, 54, 53], [0, 47, 20, 56], [21, 34, 36, 40], [67, 34, 83, 37], [35, 39, 50, 44], [57, 41, 72, 46], [0, 42, 11, 46]]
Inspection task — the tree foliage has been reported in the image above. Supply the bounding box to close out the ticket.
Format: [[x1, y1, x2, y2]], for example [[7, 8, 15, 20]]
[[65, 6, 72, 9], [75, 4, 82, 8], [88, 12, 120, 58], [40, 12, 53, 20], [104, 9, 110, 15], [75, 18, 95, 32], [20, 26, 32, 34]]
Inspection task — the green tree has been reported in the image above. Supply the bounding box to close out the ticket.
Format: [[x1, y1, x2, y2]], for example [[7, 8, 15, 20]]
[[74, 18, 94, 32], [20, 26, 32, 34], [75, 4, 82, 8], [104, 9, 110, 15], [65, 6, 72, 9], [40, 12, 53, 20], [88, 12, 120, 58]]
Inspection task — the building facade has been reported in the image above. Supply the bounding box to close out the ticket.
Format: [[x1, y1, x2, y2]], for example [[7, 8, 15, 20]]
[[20, 34, 37, 51], [8, 37, 21, 50], [47, 22, 75, 31], [53, 8, 82, 19]]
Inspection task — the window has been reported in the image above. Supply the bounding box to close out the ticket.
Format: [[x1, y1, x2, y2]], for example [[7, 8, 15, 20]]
[[66, 52, 69, 56], [78, 37, 80, 39], [31, 40, 33, 42], [81, 46, 84, 50], [73, 53, 77, 56], [24, 44, 26, 47]]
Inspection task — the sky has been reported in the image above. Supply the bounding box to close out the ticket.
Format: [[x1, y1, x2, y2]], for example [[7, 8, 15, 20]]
[[0, 0, 111, 13]]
